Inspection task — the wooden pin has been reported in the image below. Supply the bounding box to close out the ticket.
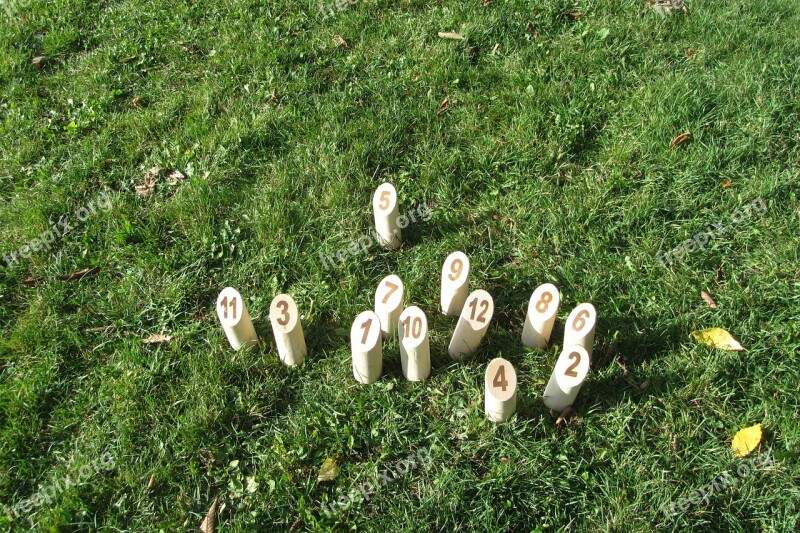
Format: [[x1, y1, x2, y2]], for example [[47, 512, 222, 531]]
[[373, 183, 401, 249], [448, 289, 494, 359], [543, 345, 590, 412], [375, 274, 404, 337], [440, 251, 470, 315], [398, 306, 430, 381], [485, 357, 517, 422], [522, 283, 560, 349], [216, 287, 259, 350], [269, 294, 307, 366], [351, 310, 383, 384], [563, 303, 597, 360]]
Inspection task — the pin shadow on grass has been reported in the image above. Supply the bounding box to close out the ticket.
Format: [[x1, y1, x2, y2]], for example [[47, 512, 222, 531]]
[[656, 197, 767, 269], [319, 203, 432, 271], [321, 447, 431, 519]]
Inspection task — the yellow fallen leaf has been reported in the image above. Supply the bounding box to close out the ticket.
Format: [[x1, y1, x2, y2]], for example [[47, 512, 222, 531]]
[[731, 423, 762, 457], [690, 327, 744, 351], [317, 457, 339, 482]]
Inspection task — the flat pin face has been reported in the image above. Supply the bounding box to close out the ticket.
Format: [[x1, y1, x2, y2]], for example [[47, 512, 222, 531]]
[[527, 283, 560, 322], [461, 289, 494, 330], [373, 183, 398, 215], [270, 294, 300, 333], [352, 310, 381, 351], [217, 287, 245, 327], [486, 358, 517, 403], [555, 345, 590, 390], [398, 306, 428, 349]]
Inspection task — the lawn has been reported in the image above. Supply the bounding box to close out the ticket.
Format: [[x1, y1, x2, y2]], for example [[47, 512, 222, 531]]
[[1, 0, 799, 531]]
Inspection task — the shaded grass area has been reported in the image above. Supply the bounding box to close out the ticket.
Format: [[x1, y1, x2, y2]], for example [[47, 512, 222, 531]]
[[1, 0, 799, 530]]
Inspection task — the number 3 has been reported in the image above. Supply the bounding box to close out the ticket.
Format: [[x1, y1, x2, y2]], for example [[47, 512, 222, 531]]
[[276, 300, 290, 326]]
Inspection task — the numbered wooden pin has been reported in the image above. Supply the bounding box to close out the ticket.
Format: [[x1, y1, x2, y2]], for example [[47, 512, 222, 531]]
[[373, 182, 401, 249], [269, 294, 307, 366], [351, 310, 383, 384], [375, 275, 404, 337], [441, 251, 470, 316], [522, 283, 560, 349], [485, 358, 517, 422], [398, 306, 430, 381], [543, 345, 590, 412], [216, 287, 259, 350], [563, 303, 597, 360], [448, 289, 494, 359]]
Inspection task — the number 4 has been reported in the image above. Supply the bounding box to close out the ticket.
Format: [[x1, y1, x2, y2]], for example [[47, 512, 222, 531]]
[[493, 365, 508, 392]]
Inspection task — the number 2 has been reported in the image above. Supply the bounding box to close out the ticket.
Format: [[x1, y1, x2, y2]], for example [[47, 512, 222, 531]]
[[565, 351, 581, 377], [493, 365, 508, 392]]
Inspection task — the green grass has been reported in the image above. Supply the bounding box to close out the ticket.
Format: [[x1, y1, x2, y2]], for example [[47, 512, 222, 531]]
[[1, 0, 799, 530]]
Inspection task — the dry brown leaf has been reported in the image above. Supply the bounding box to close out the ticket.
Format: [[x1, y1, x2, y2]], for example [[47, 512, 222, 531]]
[[482, 0, 494, 6], [670, 131, 692, 148], [684, 47, 692, 58], [333, 35, 348, 47], [167, 170, 186, 183], [142, 334, 173, 345], [565, 12, 584, 20], [21, 278, 38, 287], [526, 21, 538, 38], [646, 0, 688, 16], [200, 497, 222, 533], [135, 167, 162, 196], [266, 88, 277, 105], [615, 357, 648, 390], [57, 267, 100, 282], [437, 31, 465, 40], [32, 56, 46, 69], [438, 96, 451, 115], [132, 97, 143, 107], [701, 290, 718, 309], [721, 179, 734, 188], [147, 474, 156, 490], [555, 406, 576, 427], [84, 325, 116, 333]]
